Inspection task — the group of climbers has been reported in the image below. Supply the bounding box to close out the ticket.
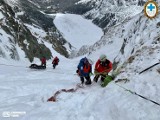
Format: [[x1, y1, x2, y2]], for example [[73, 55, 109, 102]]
[[31, 53, 112, 86], [39, 56, 59, 69], [76, 54, 112, 86]]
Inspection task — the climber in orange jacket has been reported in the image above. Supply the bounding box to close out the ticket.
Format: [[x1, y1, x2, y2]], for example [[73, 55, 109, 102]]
[[94, 54, 112, 82]]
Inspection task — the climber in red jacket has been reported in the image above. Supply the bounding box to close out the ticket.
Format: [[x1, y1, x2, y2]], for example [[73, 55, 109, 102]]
[[94, 54, 112, 82], [41, 56, 46, 67], [52, 56, 59, 69]]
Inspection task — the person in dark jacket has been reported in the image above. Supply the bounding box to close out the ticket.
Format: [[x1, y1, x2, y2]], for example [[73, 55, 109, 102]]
[[94, 54, 112, 83], [77, 57, 93, 85], [52, 56, 59, 69], [41, 56, 46, 67]]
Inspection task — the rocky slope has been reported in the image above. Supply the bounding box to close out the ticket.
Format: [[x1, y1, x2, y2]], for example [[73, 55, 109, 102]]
[[75, 5, 160, 70], [76, 0, 146, 29], [0, 0, 75, 62], [1, 0, 159, 62], [0, 0, 52, 61]]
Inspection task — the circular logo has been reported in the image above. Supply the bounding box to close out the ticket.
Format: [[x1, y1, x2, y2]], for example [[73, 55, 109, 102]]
[[144, 0, 158, 19]]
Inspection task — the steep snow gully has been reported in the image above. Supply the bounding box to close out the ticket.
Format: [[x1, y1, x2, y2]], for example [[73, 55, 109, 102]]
[[0, 3, 160, 120]]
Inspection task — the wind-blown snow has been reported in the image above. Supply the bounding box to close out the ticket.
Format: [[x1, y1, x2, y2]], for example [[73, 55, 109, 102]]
[[54, 13, 103, 49]]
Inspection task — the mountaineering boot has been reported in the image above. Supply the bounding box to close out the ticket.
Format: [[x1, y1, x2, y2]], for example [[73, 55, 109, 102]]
[[101, 75, 113, 87], [53, 64, 56, 69], [93, 75, 99, 83], [80, 77, 84, 85], [85, 80, 92, 85]]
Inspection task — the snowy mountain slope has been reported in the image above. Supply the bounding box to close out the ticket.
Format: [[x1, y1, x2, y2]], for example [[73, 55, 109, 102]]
[[54, 13, 103, 49], [3, 0, 149, 60], [0, 26, 21, 60], [0, 1, 55, 62], [0, 1, 27, 61], [24, 0, 80, 13], [0, 0, 77, 61], [69, 6, 160, 119], [0, 1, 160, 120], [74, 6, 160, 59], [5, 0, 19, 7], [0, 16, 160, 120], [76, 0, 145, 29], [4, 0, 87, 58], [0, 36, 159, 120], [5, 0, 145, 31]]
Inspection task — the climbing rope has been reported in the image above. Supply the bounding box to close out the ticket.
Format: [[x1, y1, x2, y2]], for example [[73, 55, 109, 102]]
[[47, 83, 83, 102], [115, 83, 160, 106], [94, 71, 160, 106], [139, 60, 160, 74]]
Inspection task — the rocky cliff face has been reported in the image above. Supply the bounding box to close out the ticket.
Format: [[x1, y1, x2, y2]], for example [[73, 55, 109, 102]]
[[76, 0, 146, 29], [0, 0, 75, 61], [2, 0, 155, 61], [0, 0, 53, 61], [74, 8, 160, 69], [68, 0, 149, 57]]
